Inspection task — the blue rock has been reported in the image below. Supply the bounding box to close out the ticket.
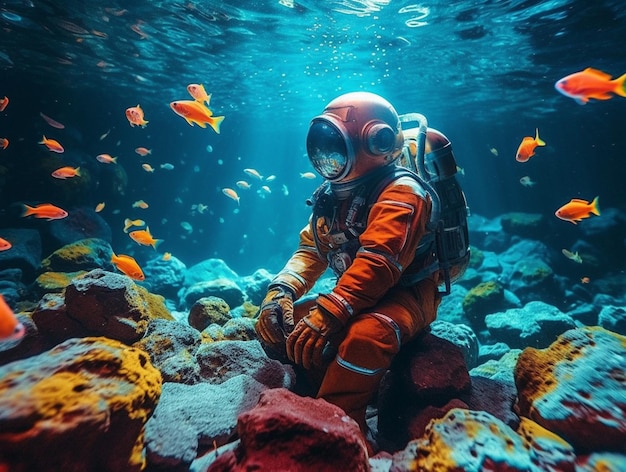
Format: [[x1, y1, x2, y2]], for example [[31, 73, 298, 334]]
[[180, 278, 245, 310], [485, 301, 576, 349], [0, 228, 41, 282], [183, 259, 239, 288], [598, 305, 626, 335], [239, 268, 273, 305], [142, 254, 186, 300], [430, 320, 479, 369]]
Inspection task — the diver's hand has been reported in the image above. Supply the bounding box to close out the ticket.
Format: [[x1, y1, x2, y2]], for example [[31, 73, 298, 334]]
[[286, 306, 343, 369], [255, 286, 294, 345]]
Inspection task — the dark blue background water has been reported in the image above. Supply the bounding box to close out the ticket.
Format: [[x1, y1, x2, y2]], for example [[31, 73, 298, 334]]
[[0, 0, 624, 276]]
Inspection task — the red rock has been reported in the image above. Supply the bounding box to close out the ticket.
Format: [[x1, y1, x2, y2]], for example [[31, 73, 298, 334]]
[[207, 388, 369, 472]]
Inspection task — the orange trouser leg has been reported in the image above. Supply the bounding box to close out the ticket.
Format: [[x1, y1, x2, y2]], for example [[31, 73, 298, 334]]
[[316, 280, 440, 431]]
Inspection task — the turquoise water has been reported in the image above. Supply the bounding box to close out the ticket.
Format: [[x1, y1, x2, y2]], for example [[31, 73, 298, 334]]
[[0, 0, 624, 274]]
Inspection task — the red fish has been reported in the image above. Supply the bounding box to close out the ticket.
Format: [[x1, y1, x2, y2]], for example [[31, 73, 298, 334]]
[[0, 294, 25, 342], [0, 96, 8, 112], [555, 68, 626, 104], [22, 203, 68, 220], [0, 138, 8, 150], [39, 135, 64, 153], [516, 129, 545, 162], [135, 147, 152, 156], [170, 100, 224, 134], [555, 196, 600, 224]]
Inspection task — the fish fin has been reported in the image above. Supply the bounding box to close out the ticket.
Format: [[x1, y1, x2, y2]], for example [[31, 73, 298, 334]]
[[39, 135, 46, 144], [21, 204, 34, 216], [583, 68, 612, 80], [75, 167, 81, 176], [590, 196, 600, 216], [534, 129, 546, 146], [613, 72, 626, 97], [184, 117, 196, 127], [205, 93, 212, 107], [152, 239, 164, 250], [196, 120, 207, 129], [209, 115, 225, 134]]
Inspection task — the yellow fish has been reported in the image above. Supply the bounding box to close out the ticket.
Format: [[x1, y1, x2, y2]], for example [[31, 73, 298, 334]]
[[123, 218, 145, 233]]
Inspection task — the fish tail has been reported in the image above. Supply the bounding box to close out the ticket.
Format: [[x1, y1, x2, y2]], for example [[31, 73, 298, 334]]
[[209, 115, 225, 134], [75, 167, 81, 177], [613, 72, 626, 97], [590, 196, 600, 216], [39, 135, 46, 144], [21, 204, 34, 217], [152, 239, 164, 250], [535, 128, 546, 146]]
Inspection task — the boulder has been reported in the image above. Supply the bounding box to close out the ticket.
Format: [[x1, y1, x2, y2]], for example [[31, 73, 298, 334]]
[[206, 388, 369, 472], [0, 337, 161, 472], [0, 228, 41, 282], [515, 326, 626, 452]]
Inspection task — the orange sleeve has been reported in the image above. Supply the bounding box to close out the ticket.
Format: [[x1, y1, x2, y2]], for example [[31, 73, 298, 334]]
[[317, 178, 431, 324], [270, 217, 329, 299]]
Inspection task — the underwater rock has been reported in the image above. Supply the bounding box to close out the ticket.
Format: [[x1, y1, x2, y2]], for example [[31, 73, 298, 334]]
[[196, 339, 295, 389], [181, 278, 245, 310], [429, 320, 479, 369], [485, 301, 576, 349], [0, 228, 41, 282], [188, 296, 231, 330], [377, 333, 471, 448], [46, 207, 112, 250], [238, 268, 273, 305], [133, 318, 203, 384], [0, 336, 162, 472], [0, 268, 26, 306], [31, 292, 86, 345], [465, 375, 519, 429], [40, 237, 114, 273], [204, 317, 257, 342], [206, 388, 369, 472], [183, 258, 239, 288], [436, 284, 471, 326], [598, 305, 626, 335], [514, 326, 626, 452], [142, 254, 186, 300], [507, 257, 559, 304], [145, 376, 267, 469], [60, 269, 172, 343], [477, 341, 511, 364], [564, 302, 598, 326], [470, 349, 522, 387], [32, 270, 87, 297], [500, 212, 548, 239], [462, 280, 506, 328], [575, 452, 626, 471], [390, 408, 575, 472]]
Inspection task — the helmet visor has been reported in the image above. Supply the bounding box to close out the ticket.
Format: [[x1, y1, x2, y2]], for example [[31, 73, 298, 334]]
[[306, 120, 349, 180]]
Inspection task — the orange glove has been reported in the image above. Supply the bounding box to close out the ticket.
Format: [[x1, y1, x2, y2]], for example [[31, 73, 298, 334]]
[[286, 306, 343, 369], [255, 286, 295, 345]]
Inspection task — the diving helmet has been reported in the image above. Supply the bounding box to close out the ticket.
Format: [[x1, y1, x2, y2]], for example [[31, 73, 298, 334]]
[[306, 92, 404, 194]]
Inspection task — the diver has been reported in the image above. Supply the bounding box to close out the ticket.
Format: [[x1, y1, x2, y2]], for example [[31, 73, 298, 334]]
[[255, 91, 469, 453]]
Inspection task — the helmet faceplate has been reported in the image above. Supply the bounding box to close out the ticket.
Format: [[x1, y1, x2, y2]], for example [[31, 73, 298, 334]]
[[306, 92, 404, 185]]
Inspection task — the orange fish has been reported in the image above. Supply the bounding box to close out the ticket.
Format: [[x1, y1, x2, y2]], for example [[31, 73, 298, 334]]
[[0, 96, 8, 112], [162, 252, 172, 261], [0, 237, 11, 251], [22, 203, 68, 220], [125, 104, 149, 127], [555, 196, 600, 224], [52, 166, 81, 179], [187, 84, 211, 104], [135, 147, 152, 156], [0, 294, 25, 342], [222, 188, 240, 205], [142, 163, 155, 173], [111, 253, 145, 281], [39, 135, 65, 153], [96, 153, 118, 164], [0, 138, 8, 150], [170, 100, 224, 134], [132, 200, 149, 209], [95, 202, 105, 213], [129, 226, 163, 249], [515, 129, 545, 162], [555, 68, 626, 105]]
